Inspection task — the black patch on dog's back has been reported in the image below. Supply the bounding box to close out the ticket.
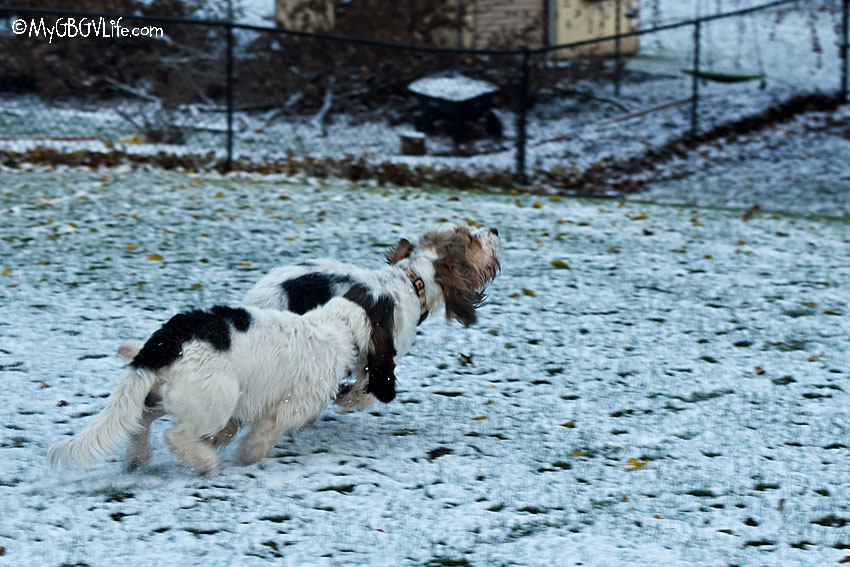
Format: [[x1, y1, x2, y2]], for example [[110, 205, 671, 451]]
[[210, 305, 252, 332], [130, 306, 252, 371], [343, 284, 397, 403], [282, 273, 354, 315]]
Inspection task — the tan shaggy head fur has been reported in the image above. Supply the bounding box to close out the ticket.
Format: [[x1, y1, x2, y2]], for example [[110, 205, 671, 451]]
[[418, 225, 501, 326]]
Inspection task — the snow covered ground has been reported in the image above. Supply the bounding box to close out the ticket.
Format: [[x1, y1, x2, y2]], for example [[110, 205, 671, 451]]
[[2, 168, 850, 566]]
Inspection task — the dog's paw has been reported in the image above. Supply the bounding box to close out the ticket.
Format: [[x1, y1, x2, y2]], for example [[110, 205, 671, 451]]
[[237, 437, 272, 466], [334, 387, 376, 410], [123, 443, 152, 471]]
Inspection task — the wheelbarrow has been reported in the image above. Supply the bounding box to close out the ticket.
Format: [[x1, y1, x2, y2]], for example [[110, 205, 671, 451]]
[[408, 74, 503, 144]]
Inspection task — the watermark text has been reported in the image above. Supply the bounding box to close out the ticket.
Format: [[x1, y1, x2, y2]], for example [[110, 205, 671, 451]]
[[11, 17, 164, 43]]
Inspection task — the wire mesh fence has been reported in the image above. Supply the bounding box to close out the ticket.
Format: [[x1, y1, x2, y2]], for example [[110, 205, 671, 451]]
[[0, 0, 847, 189]]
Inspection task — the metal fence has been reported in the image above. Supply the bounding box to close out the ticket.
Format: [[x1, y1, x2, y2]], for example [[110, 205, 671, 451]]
[[0, 0, 848, 186]]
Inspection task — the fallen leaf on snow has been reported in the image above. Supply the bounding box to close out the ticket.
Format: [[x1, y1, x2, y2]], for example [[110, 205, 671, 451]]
[[625, 457, 650, 469]]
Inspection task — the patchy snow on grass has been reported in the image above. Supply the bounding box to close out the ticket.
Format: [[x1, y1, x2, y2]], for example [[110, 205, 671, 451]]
[[1, 168, 849, 566]]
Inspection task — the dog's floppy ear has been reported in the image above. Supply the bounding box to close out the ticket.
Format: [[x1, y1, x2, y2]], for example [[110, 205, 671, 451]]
[[385, 238, 413, 265], [344, 286, 398, 403], [444, 289, 482, 327], [363, 294, 397, 403], [364, 345, 396, 403]]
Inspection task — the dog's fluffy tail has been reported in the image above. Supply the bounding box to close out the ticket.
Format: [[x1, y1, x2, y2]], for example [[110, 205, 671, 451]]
[[48, 367, 157, 469]]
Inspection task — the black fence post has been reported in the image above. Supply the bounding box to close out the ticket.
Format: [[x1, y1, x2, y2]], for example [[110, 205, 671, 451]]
[[615, 0, 622, 97], [842, 0, 849, 100], [225, 21, 234, 172], [690, 19, 701, 138], [515, 46, 531, 183]]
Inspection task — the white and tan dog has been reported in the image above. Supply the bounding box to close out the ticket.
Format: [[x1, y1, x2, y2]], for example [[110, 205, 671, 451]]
[[48, 297, 375, 475], [244, 224, 502, 409]]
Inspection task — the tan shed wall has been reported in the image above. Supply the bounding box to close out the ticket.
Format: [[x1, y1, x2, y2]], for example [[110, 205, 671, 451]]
[[553, 0, 638, 56], [472, 0, 544, 49], [274, 0, 639, 57]]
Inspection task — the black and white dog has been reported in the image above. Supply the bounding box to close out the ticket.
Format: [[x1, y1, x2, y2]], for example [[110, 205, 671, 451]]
[[48, 293, 381, 475], [49, 224, 500, 474], [243, 223, 502, 409]]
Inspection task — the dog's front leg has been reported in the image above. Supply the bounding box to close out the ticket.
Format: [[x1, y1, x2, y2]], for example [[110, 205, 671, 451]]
[[238, 404, 317, 465]]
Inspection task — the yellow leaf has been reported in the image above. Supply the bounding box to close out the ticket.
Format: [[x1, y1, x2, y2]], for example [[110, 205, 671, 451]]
[[99, 175, 110, 182], [801, 301, 817, 308], [215, 191, 226, 198], [521, 288, 536, 297], [119, 134, 143, 144], [570, 449, 584, 457], [146, 253, 163, 261], [192, 179, 203, 185], [2, 267, 12, 276], [532, 201, 543, 209], [551, 259, 569, 269], [191, 283, 203, 288], [126, 242, 136, 250], [629, 211, 648, 221], [626, 457, 650, 469], [472, 415, 488, 421], [284, 236, 295, 241], [465, 219, 482, 228], [238, 261, 252, 267], [561, 421, 575, 428]]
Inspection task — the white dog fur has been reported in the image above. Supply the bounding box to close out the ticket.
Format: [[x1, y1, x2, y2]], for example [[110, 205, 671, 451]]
[[48, 299, 372, 475]]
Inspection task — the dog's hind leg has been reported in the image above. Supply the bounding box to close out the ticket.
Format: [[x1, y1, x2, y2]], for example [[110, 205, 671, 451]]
[[124, 406, 164, 471], [161, 369, 239, 474], [164, 421, 220, 475]]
